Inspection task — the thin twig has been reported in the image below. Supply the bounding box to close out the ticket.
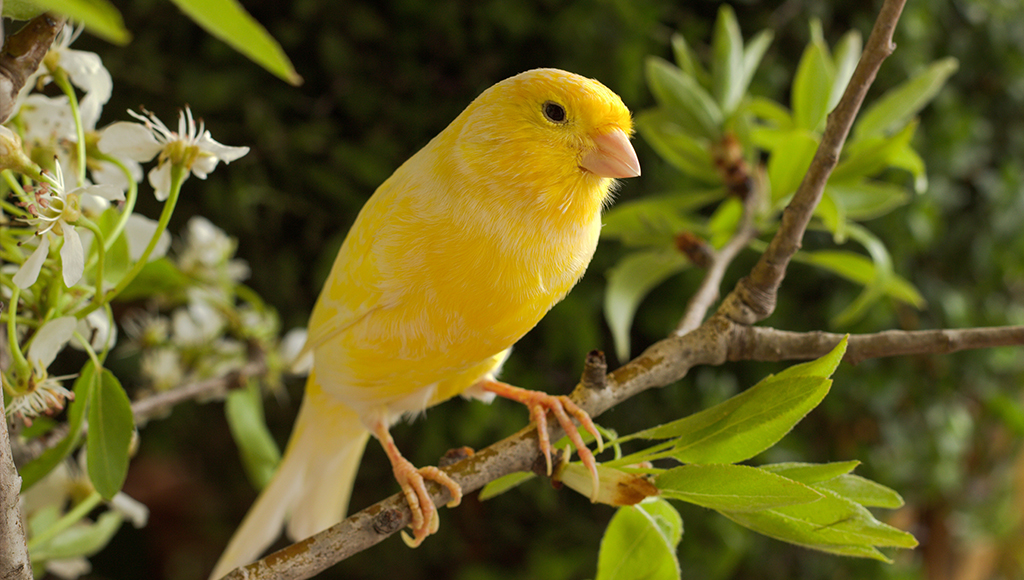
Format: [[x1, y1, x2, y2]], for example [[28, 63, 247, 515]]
[[675, 189, 759, 336], [131, 360, 265, 427], [720, 0, 907, 325]]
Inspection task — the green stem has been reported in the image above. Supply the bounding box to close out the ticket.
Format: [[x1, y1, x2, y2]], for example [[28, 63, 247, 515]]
[[5, 287, 30, 376], [76, 216, 106, 306], [101, 155, 138, 253], [76, 164, 186, 319], [73, 329, 105, 368], [52, 70, 88, 187], [1, 169, 31, 208], [26, 490, 103, 550]]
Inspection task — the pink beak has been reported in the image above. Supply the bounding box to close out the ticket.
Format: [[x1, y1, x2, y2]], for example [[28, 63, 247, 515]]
[[580, 128, 641, 179]]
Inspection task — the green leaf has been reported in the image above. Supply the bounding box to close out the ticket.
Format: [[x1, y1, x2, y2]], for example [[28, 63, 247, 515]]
[[738, 30, 774, 107], [618, 338, 847, 463], [722, 489, 917, 560], [596, 499, 682, 580], [604, 249, 689, 362], [826, 181, 912, 222], [829, 31, 863, 111], [20, 364, 96, 491], [792, 26, 835, 132], [658, 464, 823, 512], [766, 129, 819, 203], [833, 120, 918, 183], [635, 110, 722, 184], [771, 333, 848, 381], [762, 461, 861, 484], [479, 472, 536, 501], [169, 0, 301, 85], [93, 208, 130, 286], [116, 257, 191, 302], [747, 97, 794, 130], [646, 57, 723, 141], [711, 5, 745, 115], [816, 474, 905, 509], [29, 510, 123, 561], [671, 33, 710, 87], [855, 57, 959, 138], [601, 187, 725, 247], [18, 0, 130, 44], [622, 375, 832, 464], [707, 197, 743, 248], [225, 382, 282, 490], [87, 369, 134, 499], [797, 250, 924, 308]]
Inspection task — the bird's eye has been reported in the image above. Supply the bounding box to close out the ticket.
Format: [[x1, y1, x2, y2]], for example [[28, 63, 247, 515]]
[[542, 101, 567, 124]]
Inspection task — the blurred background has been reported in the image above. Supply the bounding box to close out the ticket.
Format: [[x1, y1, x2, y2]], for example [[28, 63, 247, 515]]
[[63, 0, 1024, 578]]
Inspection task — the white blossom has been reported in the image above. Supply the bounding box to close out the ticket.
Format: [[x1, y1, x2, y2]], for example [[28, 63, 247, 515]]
[[98, 106, 249, 201], [13, 160, 124, 288]]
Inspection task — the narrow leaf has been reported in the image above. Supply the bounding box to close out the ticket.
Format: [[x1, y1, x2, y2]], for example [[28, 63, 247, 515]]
[[738, 30, 774, 107], [792, 31, 835, 132], [646, 57, 723, 141], [722, 489, 918, 556], [855, 57, 959, 138], [762, 461, 861, 484], [625, 376, 831, 464], [602, 187, 725, 247], [635, 110, 722, 184], [671, 33, 710, 87], [28, 510, 123, 561], [604, 249, 689, 361], [658, 464, 823, 512], [816, 474, 905, 509], [767, 334, 847, 382], [479, 472, 536, 501], [20, 364, 95, 491], [87, 369, 134, 499], [766, 129, 819, 203], [828, 31, 863, 111], [25, 0, 130, 44], [225, 381, 282, 489], [170, 0, 302, 85], [596, 500, 682, 580], [711, 5, 745, 114]]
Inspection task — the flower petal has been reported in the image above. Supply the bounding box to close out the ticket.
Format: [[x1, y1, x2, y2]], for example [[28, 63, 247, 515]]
[[13, 235, 50, 289], [60, 49, 112, 129], [59, 222, 85, 287], [125, 213, 170, 261], [98, 121, 163, 162], [27, 315, 78, 370], [80, 183, 125, 201], [148, 162, 175, 202]]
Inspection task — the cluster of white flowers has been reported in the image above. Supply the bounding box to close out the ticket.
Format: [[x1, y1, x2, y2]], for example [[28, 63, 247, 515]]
[[0, 23, 300, 579]]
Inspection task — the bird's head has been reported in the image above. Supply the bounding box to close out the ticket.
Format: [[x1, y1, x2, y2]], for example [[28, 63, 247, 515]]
[[450, 68, 640, 213]]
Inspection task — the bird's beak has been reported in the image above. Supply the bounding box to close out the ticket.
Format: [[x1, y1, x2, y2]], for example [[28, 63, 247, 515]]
[[580, 128, 641, 179]]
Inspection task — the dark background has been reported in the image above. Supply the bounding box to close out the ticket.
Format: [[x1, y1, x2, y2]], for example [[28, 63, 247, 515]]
[[65, 0, 1024, 578]]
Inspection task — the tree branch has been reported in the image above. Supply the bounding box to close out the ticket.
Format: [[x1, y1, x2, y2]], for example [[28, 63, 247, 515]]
[[0, 13, 64, 124], [720, 0, 906, 325], [730, 325, 1024, 366], [131, 360, 265, 427], [1, 398, 33, 580]]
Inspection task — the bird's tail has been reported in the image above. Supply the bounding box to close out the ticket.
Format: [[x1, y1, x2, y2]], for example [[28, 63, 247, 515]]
[[209, 372, 370, 579]]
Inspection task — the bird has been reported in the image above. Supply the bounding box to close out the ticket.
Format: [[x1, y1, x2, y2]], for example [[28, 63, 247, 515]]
[[210, 68, 640, 579]]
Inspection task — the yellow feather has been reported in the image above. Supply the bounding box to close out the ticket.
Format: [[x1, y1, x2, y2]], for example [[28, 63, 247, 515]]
[[211, 68, 637, 579]]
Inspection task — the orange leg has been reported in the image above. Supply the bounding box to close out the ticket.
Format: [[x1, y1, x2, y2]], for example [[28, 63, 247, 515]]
[[371, 421, 462, 547], [480, 380, 603, 500]]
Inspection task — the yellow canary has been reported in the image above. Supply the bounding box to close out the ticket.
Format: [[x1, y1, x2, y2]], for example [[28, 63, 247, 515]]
[[210, 68, 639, 578]]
